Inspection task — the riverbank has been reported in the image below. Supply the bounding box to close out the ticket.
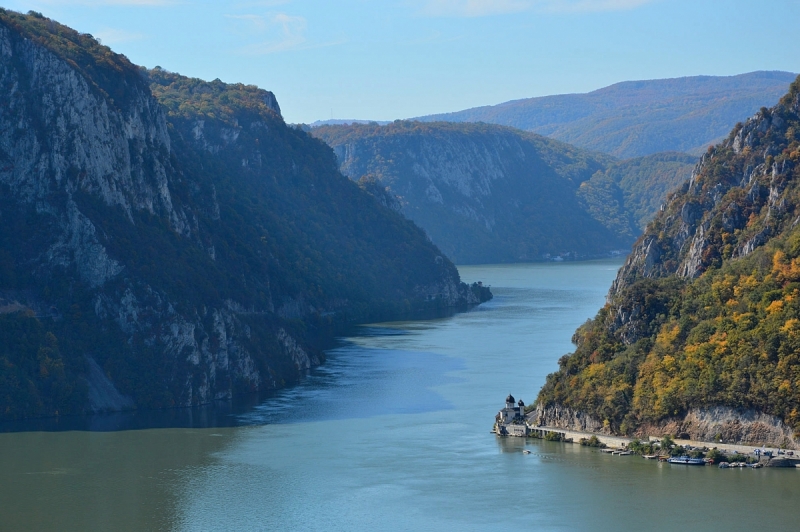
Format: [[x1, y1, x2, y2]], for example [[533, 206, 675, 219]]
[[528, 424, 800, 465], [532, 403, 800, 450]]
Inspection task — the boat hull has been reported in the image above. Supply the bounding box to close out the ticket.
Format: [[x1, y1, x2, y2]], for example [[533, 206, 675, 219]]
[[667, 457, 705, 465]]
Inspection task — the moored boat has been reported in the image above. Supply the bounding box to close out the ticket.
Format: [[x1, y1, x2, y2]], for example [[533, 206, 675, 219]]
[[667, 456, 705, 465]]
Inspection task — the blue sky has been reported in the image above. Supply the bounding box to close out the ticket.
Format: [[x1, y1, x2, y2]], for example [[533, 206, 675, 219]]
[[4, 1, 800, 123]]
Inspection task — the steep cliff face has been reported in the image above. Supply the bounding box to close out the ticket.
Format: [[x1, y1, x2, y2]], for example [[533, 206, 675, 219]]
[[0, 11, 488, 419], [0, 13, 264, 411], [536, 76, 800, 443], [0, 17, 187, 268], [531, 403, 800, 448], [613, 83, 800, 296], [313, 121, 629, 264]]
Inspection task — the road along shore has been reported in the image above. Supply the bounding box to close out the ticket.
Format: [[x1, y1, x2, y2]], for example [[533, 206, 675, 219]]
[[528, 425, 800, 464]]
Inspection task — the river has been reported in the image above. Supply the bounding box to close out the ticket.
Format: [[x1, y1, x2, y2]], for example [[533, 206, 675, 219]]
[[1, 259, 797, 531]]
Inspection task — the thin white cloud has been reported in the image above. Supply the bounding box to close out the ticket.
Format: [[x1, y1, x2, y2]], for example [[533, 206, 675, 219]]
[[227, 12, 306, 53], [543, 0, 654, 12], [226, 13, 274, 34], [418, 0, 531, 16], [240, 34, 348, 56], [32, 0, 177, 5], [415, 0, 653, 17], [227, 12, 345, 55], [233, 0, 292, 7], [94, 27, 146, 44]]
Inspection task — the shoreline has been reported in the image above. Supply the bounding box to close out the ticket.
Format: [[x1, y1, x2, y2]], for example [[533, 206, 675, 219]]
[[526, 425, 800, 461]]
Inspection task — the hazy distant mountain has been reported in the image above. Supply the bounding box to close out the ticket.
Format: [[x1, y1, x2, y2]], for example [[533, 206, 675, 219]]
[[416, 71, 797, 158], [309, 119, 391, 127], [314, 122, 697, 263], [314, 121, 629, 264]]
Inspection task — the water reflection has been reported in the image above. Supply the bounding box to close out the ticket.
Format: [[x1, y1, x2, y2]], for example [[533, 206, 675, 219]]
[[0, 427, 240, 532], [238, 344, 464, 425], [0, 393, 266, 433], [8, 260, 799, 531]]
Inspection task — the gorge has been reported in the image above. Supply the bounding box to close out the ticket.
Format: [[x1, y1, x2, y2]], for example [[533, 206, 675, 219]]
[[0, 9, 489, 421]]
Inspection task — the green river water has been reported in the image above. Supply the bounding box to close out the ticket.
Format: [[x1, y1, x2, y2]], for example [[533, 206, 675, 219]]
[[1, 260, 797, 531]]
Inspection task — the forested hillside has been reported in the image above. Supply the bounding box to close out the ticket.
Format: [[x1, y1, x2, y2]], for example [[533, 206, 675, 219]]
[[417, 72, 796, 158], [0, 10, 489, 420], [536, 75, 800, 445], [315, 122, 697, 263], [314, 121, 628, 264], [577, 152, 697, 241]]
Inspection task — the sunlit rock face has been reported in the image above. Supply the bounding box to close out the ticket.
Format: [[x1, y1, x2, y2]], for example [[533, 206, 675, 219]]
[[0, 19, 265, 407], [0, 11, 487, 417], [315, 121, 629, 264]]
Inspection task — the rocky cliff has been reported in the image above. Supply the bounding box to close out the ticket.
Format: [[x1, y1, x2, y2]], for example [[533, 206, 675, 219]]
[[613, 85, 800, 294], [313, 121, 634, 264], [0, 10, 489, 420], [531, 404, 800, 449], [536, 75, 800, 444]]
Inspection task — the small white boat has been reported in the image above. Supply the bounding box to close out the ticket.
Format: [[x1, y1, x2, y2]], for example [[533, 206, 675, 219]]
[[668, 456, 705, 465]]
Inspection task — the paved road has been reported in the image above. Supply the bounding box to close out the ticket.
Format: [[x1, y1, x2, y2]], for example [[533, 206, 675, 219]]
[[533, 425, 799, 460]]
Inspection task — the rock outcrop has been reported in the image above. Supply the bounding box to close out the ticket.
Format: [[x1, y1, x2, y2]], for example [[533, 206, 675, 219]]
[[313, 121, 630, 264], [531, 404, 607, 434], [613, 92, 800, 298], [637, 407, 799, 449], [0, 10, 490, 419]]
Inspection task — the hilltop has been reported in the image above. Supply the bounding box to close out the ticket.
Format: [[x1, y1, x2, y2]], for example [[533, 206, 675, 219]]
[[416, 72, 796, 158]]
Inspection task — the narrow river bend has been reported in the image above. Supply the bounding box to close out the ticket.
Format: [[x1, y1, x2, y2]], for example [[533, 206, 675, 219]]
[[1, 260, 797, 531]]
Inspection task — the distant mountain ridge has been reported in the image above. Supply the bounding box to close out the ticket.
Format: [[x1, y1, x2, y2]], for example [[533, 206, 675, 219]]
[[415, 71, 797, 158], [313, 121, 696, 263], [309, 119, 390, 127]]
